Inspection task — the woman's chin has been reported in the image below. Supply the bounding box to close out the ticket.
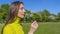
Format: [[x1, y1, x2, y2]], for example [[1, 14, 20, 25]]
[[17, 15, 24, 18], [20, 16, 24, 18]]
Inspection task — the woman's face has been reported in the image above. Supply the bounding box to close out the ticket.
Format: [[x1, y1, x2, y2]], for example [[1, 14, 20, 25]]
[[17, 4, 25, 18]]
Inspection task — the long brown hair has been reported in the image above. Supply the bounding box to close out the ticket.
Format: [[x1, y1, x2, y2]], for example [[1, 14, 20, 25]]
[[1, 1, 24, 34]]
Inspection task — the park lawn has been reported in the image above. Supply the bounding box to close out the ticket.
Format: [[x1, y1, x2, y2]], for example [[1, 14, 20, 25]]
[[0, 22, 60, 34]]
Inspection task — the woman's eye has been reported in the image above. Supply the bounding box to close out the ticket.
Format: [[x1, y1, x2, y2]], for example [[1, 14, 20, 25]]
[[21, 8, 23, 10], [20, 7, 24, 10]]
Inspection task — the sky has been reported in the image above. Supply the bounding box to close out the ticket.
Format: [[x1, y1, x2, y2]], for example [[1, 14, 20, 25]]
[[0, 0, 60, 15]]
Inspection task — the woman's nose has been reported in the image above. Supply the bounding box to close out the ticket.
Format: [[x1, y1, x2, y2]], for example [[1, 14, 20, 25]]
[[23, 9, 26, 13]]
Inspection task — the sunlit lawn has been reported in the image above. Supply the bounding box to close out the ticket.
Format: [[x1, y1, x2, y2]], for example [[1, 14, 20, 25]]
[[0, 22, 60, 34]]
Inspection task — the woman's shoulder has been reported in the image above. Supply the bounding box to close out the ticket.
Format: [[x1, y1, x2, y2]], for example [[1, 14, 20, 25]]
[[3, 24, 13, 30], [3, 24, 15, 34]]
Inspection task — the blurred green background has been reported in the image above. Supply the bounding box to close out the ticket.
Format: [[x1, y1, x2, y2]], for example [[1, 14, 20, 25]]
[[0, 0, 60, 34]]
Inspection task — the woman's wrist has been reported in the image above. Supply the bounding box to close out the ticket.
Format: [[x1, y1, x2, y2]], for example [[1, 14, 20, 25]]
[[28, 28, 34, 34], [28, 31, 33, 34]]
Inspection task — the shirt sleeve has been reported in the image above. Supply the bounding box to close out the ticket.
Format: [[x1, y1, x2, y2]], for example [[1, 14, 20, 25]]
[[3, 25, 15, 34]]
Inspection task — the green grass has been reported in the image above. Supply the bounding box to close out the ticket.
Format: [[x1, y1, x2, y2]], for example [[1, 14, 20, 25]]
[[0, 22, 60, 34], [0, 24, 4, 34]]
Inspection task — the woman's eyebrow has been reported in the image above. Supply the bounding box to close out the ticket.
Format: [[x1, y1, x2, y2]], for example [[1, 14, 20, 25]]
[[20, 6, 24, 9]]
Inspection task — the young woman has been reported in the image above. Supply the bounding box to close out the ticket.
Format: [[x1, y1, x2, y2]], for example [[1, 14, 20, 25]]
[[2, 1, 38, 34]]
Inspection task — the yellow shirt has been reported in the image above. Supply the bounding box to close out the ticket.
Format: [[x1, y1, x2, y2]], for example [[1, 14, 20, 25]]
[[3, 17, 24, 34]]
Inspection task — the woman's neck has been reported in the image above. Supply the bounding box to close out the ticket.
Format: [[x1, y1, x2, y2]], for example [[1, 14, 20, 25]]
[[12, 16, 21, 24]]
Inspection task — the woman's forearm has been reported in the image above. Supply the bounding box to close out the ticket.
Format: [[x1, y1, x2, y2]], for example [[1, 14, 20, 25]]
[[28, 28, 34, 34]]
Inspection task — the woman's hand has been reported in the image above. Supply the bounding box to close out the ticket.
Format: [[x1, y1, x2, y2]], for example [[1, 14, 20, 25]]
[[28, 21, 38, 34]]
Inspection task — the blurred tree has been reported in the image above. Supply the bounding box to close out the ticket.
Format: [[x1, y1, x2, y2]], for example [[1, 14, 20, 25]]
[[56, 12, 60, 21], [0, 4, 9, 23], [41, 9, 50, 22], [23, 10, 31, 23], [1, 4, 9, 10], [32, 13, 41, 22], [0, 8, 7, 23], [49, 14, 56, 22]]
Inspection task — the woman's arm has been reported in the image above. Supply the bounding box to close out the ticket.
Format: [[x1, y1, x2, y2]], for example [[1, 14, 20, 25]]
[[28, 21, 38, 34]]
